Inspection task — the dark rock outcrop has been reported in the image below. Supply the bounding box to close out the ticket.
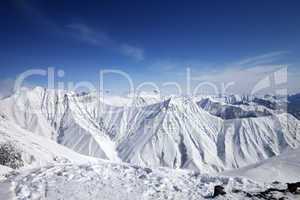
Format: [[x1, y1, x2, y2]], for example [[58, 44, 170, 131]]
[[213, 185, 226, 197], [287, 182, 300, 193]]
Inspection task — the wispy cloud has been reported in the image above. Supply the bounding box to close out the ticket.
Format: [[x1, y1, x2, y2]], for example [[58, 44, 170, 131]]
[[147, 60, 179, 72], [13, 3, 145, 61], [66, 23, 112, 46], [189, 51, 295, 94], [192, 64, 285, 93], [120, 44, 144, 62], [66, 23, 144, 61], [234, 51, 289, 66], [147, 59, 213, 73]]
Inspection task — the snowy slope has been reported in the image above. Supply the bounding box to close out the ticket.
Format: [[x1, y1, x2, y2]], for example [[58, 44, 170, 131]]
[[114, 98, 300, 172], [1, 161, 297, 200], [0, 165, 12, 180], [114, 97, 224, 172], [0, 115, 98, 168], [0, 87, 119, 161], [222, 147, 300, 183]]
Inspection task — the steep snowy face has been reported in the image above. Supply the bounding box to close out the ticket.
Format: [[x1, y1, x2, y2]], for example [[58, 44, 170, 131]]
[[0, 116, 98, 168], [0, 87, 299, 173], [113, 97, 224, 173], [0, 87, 59, 140], [216, 113, 300, 169], [107, 97, 300, 173], [0, 87, 120, 162]]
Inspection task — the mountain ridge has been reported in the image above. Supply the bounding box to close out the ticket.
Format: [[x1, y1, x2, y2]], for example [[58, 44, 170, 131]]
[[0, 87, 299, 173]]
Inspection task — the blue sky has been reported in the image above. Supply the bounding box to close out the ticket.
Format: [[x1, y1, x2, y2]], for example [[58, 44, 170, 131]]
[[0, 0, 299, 95]]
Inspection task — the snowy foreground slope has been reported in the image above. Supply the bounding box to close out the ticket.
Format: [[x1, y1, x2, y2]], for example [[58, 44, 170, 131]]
[[1, 161, 299, 200], [223, 147, 300, 183], [1, 148, 300, 199]]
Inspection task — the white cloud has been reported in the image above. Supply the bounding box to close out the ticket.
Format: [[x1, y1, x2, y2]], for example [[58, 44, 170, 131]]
[[66, 23, 144, 61], [234, 51, 289, 66], [120, 44, 144, 62], [66, 23, 112, 46], [192, 65, 286, 94], [147, 60, 179, 72], [147, 59, 213, 73], [136, 52, 299, 95], [189, 51, 296, 95]]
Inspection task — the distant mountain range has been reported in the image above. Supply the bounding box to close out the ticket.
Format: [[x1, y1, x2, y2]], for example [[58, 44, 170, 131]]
[[0, 87, 299, 173]]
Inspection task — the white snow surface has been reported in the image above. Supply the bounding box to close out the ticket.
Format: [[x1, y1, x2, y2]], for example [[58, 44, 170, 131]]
[[1, 161, 297, 200], [222, 147, 300, 183], [0, 165, 12, 180]]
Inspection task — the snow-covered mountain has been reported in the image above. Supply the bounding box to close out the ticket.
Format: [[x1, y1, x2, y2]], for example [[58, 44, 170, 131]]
[[0, 87, 120, 162], [0, 114, 99, 168], [0, 87, 300, 199], [0, 87, 299, 174]]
